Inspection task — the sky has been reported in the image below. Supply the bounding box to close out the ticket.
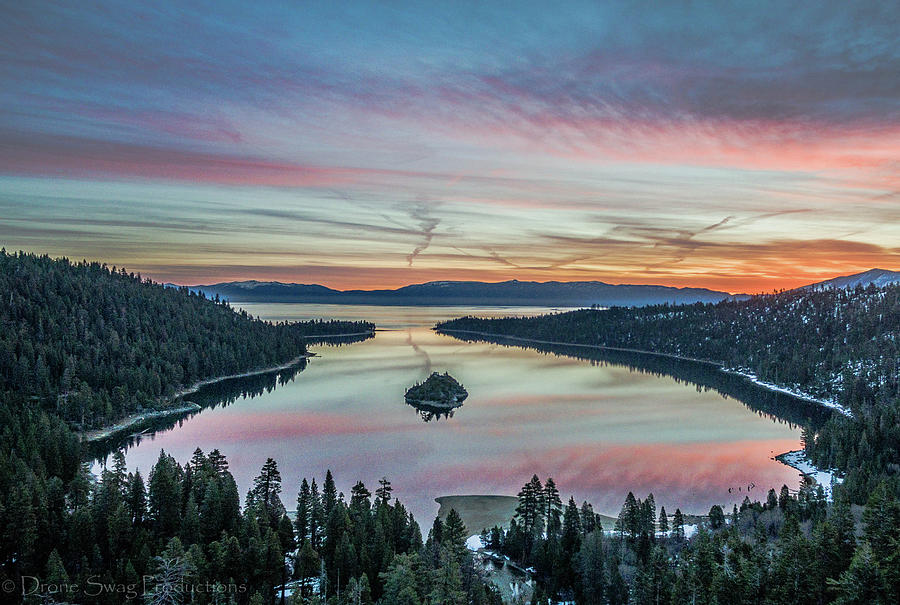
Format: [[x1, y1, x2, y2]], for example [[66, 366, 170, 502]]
[[1, 1, 898, 293]]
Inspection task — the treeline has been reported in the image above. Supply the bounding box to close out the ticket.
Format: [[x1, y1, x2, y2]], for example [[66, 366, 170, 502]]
[[440, 333, 832, 429], [0, 250, 373, 429], [0, 442, 500, 604], [437, 286, 899, 410], [485, 474, 900, 604], [437, 286, 900, 502]]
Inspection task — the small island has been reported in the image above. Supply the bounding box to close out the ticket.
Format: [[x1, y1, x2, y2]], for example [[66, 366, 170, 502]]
[[405, 372, 468, 409]]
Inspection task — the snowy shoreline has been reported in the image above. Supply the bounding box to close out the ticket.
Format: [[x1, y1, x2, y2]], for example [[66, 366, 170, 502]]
[[438, 329, 852, 418], [723, 369, 852, 417], [775, 449, 843, 500]]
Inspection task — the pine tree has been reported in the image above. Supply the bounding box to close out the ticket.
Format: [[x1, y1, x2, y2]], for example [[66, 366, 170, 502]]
[[779, 484, 791, 510], [199, 480, 223, 541], [443, 509, 468, 562], [126, 471, 147, 528], [310, 478, 324, 549], [375, 477, 393, 506], [515, 475, 544, 560], [544, 477, 562, 538], [862, 481, 900, 564], [430, 547, 466, 605], [642, 493, 656, 538], [44, 548, 69, 586], [148, 451, 183, 542], [249, 458, 285, 526], [323, 470, 338, 519], [658, 506, 669, 535], [562, 497, 582, 549], [766, 488, 778, 510], [189, 447, 207, 474], [349, 481, 371, 512], [430, 515, 444, 546], [708, 505, 725, 530], [515, 475, 543, 536], [580, 501, 597, 535], [672, 508, 685, 541], [208, 449, 229, 475], [296, 478, 311, 544], [575, 531, 606, 604], [379, 553, 423, 605], [559, 496, 583, 590], [616, 492, 639, 540]]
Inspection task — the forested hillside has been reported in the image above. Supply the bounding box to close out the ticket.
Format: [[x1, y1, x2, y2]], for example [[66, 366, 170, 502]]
[[438, 285, 899, 410], [0, 440, 501, 604], [437, 286, 900, 502], [0, 250, 373, 429], [481, 474, 900, 604], [0, 251, 502, 604]]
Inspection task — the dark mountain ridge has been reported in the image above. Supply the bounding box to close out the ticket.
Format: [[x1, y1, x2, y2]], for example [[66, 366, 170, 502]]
[[192, 268, 900, 307], [193, 278, 746, 307], [797, 268, 900, 291]]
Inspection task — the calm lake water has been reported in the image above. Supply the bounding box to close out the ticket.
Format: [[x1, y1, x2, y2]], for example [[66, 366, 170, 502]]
[[101, 304, 821, 524]]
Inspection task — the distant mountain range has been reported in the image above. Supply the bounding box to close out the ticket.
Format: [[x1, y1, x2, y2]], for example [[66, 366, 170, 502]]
[[187, 268, 898, 307], [797, 268, 900, 291], [191, 279, 745, 307]]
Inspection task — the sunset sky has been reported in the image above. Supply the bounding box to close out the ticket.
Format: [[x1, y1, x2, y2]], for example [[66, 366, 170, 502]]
[[1, 1, 898, 293]]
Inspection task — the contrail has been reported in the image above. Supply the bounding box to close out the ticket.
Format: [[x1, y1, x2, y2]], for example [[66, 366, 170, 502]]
[[406, 202, 440, 267]]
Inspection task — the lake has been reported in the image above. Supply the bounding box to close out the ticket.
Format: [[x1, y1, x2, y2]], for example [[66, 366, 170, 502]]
[[98, 303, 826, 525]]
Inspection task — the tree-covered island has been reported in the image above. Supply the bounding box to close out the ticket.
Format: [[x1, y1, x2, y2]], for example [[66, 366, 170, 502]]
[[404, 372, 468, 408]]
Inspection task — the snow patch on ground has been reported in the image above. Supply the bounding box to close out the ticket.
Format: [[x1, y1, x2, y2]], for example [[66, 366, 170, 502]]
[[466, 534, 485, 551], [726, 369, 852, 417], [777, 449, 843, 500]]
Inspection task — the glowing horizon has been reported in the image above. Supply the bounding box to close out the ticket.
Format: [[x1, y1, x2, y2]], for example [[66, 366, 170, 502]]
[[2, 2, 898, 293]]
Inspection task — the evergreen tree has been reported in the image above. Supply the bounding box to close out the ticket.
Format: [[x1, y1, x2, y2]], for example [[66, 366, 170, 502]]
[[443, 509, 468, 563], [349, 481, 371, 512], [148, 451, 182, 542], [766, 488, 779, 510], [580, 501, 597, 535], [375, 477, 393, 506], [658, 506, 669, 535], [208, 449, 229, 475], [296, 478, 311, 544], [249, 458, 285, 526], [44, 548, 69, 586], [672, 508, 685, 541], [309, 478, 324, 550], [126, 471, 147, 528], [544, 477, 562, 538], [575, 531, 606, 605], [429, 547, 466, 605], [380, 553, 423, 605], [708, 504, 725, 530], [323, 470, 338, 519], [515, 475, 544, 560], [616, 492, 640, 540]]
